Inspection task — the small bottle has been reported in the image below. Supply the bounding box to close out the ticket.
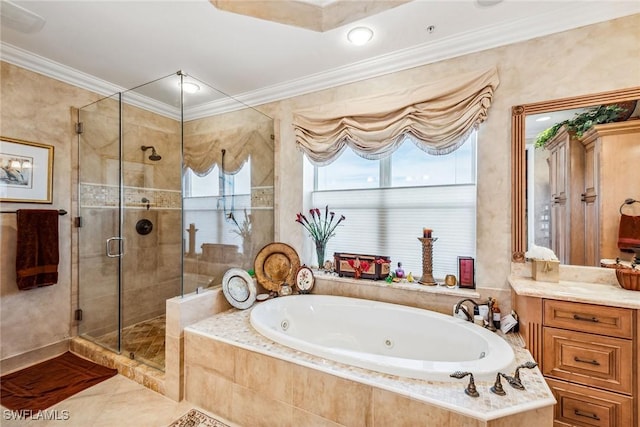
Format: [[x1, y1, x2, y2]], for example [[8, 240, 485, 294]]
[[478, 305, 489, 323], [492, 298, 501, 330]]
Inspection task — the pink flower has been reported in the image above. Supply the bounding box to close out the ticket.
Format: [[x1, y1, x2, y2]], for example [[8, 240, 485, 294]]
[[295, 205, 345, 245]]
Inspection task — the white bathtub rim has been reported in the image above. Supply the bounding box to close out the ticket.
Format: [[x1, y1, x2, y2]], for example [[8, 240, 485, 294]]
[[185, 326, 555, 422], [249, 295, 516, 381]]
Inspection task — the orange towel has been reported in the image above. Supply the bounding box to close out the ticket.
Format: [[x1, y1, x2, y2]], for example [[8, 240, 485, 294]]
[[15, 209, 59, 290], [618, 213, 640, 252]]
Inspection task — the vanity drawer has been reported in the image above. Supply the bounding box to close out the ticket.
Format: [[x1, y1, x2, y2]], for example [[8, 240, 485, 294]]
[[543, 300, 633, 339], [543, 327, 633, 394], [546, 378, 633, 427]]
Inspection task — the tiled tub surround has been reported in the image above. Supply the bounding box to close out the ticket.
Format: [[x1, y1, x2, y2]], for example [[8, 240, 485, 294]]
[[184, 307, 555, 426]]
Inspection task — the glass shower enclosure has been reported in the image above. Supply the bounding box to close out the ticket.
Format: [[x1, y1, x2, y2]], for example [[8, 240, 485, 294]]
[[76, 72, 274, 370]]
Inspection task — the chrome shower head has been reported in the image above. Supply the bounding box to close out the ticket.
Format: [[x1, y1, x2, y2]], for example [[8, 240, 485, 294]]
[[141, 145, 161, 161]]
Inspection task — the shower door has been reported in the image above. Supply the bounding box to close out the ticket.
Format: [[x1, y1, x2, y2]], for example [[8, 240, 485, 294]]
[[76, 73, 184, 370], [77, 93, 123, 354]]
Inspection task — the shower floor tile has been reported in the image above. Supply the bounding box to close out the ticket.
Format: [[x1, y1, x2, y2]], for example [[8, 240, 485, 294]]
[[96, 315, 166, 370]]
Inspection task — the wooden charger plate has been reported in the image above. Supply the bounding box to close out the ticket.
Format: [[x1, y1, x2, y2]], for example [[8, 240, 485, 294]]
[[254, 242, 300, 292]]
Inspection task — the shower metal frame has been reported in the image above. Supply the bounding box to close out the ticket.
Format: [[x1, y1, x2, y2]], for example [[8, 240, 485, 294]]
[[74, 72, 187, 365]]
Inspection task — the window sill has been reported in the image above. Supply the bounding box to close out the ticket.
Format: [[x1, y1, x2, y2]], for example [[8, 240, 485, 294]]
[[313, 270, 480, 298]]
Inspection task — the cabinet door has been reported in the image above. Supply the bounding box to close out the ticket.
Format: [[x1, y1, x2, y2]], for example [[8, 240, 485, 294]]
[[543, 300, 634, 339], [543, 327, 633, 394], [547, 378, 633, 427], [582, 141, 599, 266], [550, 144, 568, 263]]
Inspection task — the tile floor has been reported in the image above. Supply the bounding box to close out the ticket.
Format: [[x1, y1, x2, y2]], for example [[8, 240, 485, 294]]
[[95, 315, 166, 370], [1, 375, 237, 427]]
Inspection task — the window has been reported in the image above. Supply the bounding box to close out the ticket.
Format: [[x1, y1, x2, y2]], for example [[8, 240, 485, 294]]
[[184, 161, 252, 198], [184, 165, 221, 197], [183, 158, 252, 251], [316, 147, 379, 190], [312, 133, 476, 279]]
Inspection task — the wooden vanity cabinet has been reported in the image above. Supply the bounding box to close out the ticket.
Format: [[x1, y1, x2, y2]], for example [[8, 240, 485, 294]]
[[513, 296, 637, 427]]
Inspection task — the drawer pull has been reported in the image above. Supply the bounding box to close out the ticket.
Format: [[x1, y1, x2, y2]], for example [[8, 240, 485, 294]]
[[573, 356, 600, 366], [573, 314, 599, 323], [574, 409, 600, 421]]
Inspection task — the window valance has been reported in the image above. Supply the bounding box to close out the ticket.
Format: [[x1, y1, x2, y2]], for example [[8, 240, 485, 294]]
[[293, 67, 499, 165], [183, 129, 271, 176]]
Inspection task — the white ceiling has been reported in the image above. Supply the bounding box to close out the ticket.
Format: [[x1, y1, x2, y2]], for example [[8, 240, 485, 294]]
[[1, 1, 639, 118]]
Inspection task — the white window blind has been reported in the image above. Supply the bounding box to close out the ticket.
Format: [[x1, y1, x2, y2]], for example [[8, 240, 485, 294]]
[[311, 184, 476, 280]]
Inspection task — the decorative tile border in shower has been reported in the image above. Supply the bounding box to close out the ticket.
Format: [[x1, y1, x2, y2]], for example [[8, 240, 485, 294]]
[[186, 308, 555, 422], [80, 183, 181, 209]]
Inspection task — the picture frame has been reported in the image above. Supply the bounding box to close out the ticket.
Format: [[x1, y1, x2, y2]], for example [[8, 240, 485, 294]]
[[457, 256, 475, 289], [0, 136, 54, 204]]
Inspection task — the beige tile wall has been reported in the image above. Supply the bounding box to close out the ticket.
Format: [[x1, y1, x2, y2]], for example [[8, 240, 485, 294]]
[[184, 332, 553, 426], [164, 288, 231, 400]]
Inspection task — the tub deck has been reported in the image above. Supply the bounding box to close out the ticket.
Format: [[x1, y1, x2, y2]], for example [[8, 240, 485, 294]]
[[185, 306, 555, 423]]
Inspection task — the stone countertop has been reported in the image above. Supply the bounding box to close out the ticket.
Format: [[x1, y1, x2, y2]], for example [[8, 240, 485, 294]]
[[509, 276, 640, 309], [186, 306, 555, 422]]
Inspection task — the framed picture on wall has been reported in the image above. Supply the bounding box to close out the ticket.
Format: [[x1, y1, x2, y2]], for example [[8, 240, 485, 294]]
[[458, 256, 475, 289], [0, 136, 54, 204]]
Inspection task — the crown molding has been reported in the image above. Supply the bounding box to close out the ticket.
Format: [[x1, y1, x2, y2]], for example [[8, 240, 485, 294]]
[[2, 3, 639, 120], [0, 43, 182, 119]]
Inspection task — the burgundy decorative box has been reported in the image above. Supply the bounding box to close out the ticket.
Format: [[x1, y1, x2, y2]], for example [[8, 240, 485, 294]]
[[333, 252, 391, 280]]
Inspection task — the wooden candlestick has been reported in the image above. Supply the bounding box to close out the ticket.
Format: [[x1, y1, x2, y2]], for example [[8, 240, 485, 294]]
[[418, 237, 438, 285]]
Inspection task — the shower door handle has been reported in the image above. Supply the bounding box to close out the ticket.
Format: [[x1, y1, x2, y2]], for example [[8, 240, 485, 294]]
[[106, 237, 124, 258]]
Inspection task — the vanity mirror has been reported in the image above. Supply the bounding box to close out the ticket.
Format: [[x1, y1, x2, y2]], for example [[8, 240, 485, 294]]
[[511, 86, 640, 265]]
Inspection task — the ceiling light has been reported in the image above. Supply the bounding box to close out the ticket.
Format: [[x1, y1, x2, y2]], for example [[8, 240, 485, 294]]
[[535, 116, 551, 122], [347, 27, 373, 46], [179, 81, 200, 94]]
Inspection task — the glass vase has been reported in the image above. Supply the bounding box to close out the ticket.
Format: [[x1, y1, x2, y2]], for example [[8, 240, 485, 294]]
[[315, 241, 326, 269]]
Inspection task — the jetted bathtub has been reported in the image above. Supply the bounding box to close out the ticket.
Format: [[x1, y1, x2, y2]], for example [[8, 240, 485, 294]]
[[250, 294, 515, 381]]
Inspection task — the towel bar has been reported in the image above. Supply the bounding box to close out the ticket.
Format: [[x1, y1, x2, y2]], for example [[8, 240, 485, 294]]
[[1, 209, 67, 216]]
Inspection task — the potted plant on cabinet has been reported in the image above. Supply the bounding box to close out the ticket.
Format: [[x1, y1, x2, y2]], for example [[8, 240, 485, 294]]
[[534, 101, 636, 148]]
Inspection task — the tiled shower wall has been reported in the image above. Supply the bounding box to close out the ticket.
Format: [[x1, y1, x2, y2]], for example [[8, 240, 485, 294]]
[[78, 185, 182, 337]]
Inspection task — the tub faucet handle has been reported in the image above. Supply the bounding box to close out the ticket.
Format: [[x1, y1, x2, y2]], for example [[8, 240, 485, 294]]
[[515, 361, 538, 379], [510, 361, 538, 390], [502, 373, 523, 390], [450, 371, 479, 397], [490, 372, 509, 396]]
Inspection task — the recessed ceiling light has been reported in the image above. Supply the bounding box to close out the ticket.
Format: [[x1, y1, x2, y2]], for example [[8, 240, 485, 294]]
[[179, 81, 200, 94], [535, 116, 551, 122], [347, 27, 373, 46]]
